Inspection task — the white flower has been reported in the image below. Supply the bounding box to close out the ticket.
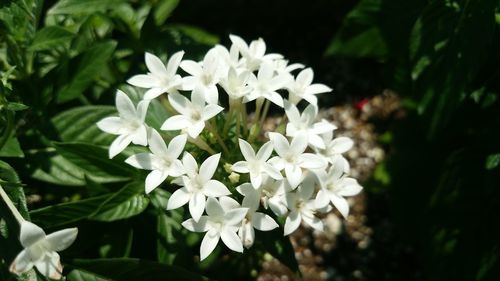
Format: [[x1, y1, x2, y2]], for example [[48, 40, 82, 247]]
[[287, 68, 332, 106], [314, 131, 353, 173], [168, 153, 230, 222], [181, 48, 225, 104], [237, 177, 288, 216], [245, 62, 291, 107], [274, 59, 304, 76], [182, 197, 248, 261], [219, 67, 252, 101], [315, 163, 362, 219], [229, 35, 283, 71], [127, 52, 184, 100], [268, 132, 326, 189], [161, 89, 223, 138], [213, 44, 242, 73], [223, 191, 278, 249], [125, 130, 186, 194], [284, 182, 323, 236], [284, 100, 336, 149], [10, 221, 77, 279], [97, 90, 149, 158], [231, 139, 282, 189]]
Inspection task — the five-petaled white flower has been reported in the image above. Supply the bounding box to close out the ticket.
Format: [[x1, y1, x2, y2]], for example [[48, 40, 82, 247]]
[[219, 68, 252, 101], [268, 132, 326, 189], [229, 35, 283, 71], [315, 162, 362, 219], [182, 197, 248, 261], [232, 139, 283, 189], [10, 221, 77, 280], [127, 52, 184, 100], [314, 131, 354, 173], [245, 62, 291, 107], [168, 153, 230, 222], [284, 178, 323, 236], [97, 90, 150, 159], [161, 89, 223, 138], [237, 178, 288, 217], [287, 68, 332, 106], [284, 100, 336, 149], [125, 130, 186, 194]]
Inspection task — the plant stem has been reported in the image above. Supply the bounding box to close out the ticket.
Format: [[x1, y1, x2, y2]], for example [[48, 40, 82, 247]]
[[159, 95, 177, 115], [206, 121, 230, 155], [188, 136, 216, 155], [0, 184, 25, 224], [223, 103, 234, 136]]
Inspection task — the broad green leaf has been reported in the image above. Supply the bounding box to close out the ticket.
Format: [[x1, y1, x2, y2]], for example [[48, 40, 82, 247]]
[[53, 142, 133, 183], [57, 41, 117, 103], [0, 135, 24, 157], [91, 181, 148, 221], [29, 26, 74, 51], [154, 0, 179, 25], [166, 24, 219, 46], [5, 102, 28, 111], [48, 0, 125, 15], [70, 258, 209, 281], [66, 269, 109, 281], [29, 149, 88, 186], [51, 106, 115, 145], [0, 160, 29, 218], [485, 154, 500, 170]]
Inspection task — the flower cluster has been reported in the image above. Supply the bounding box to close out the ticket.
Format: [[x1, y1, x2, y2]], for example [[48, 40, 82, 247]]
[[97, 35, 362, 261]]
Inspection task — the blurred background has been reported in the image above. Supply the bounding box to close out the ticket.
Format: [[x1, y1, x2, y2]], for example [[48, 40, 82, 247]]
[[1, 0, 499, 280]]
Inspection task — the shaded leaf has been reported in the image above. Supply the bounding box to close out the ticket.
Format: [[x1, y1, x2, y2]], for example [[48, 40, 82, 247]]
[[48, 0, 125, 15], [91, 182, 148, 222], [29, 26, 74, 51]]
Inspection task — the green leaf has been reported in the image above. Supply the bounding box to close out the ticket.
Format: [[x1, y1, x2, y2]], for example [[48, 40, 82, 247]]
[[0, 160, 29, 218], [67, 269, 109, 281], [57, 41, 117, 103], [53, 142, 133, 183], [167, 24, 219, 46], [51, 106, 116, 145], [0, 135, 24, 157], [29, 149, 89, 186], [48, 0, 125, 15], [5, 102, 28, 111], [29, 26, 74, 51], [154, 0, 179, 26], [485, 154, 500, 170], [91, 181, 148, 221], [70, 258, 209, 281], [260, 230, 299, 275]]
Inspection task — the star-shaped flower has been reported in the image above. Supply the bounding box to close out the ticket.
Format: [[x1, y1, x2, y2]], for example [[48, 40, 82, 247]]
[[219, 67, 252, 101], [236, 177, 288, 216], [287, 68, 332, 106], [10, 221, 78, 279], [245, 62, 291, 107], [161, 89, 223, 138], [314, 131, 354, 173], [127, 51, 184, 100], [125, 130, 186, 194], [268, 132, 327, 189], [168, 153, 230, 222], [182, 197, 248, 261], [231, 139, 283, 189], [97, 90, 150, 158], [229, 35, 283, 71], [284, 178, 323, 235]]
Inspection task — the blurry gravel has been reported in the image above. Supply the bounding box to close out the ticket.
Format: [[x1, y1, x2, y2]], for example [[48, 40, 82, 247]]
[[258, 91, 403, 281]]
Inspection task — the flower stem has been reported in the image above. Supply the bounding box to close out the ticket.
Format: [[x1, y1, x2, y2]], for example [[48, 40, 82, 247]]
[[159, 95, 177, 115], [223, 103, 235, 136], [0, 184, 25, 224], [242, 103, 248, 135], [188, 136, 216, 155], [206, 121, 230, 155]]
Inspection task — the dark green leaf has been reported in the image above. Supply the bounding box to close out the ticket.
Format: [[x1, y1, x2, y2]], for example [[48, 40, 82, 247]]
[[48, 0, 125, 15], [91, 181, 148, 221], [57, 41, 117, 103], [29, 26, 74, 51], [5, 102, 28, 111], [66, 269, 109, 281], [485, 154, 500, 170], [0, 135, 24, 158], [154, 0, 179, 26], [29, 149, 89, 186], [51, 106, 116, 145], [70, 258, 209, 281]]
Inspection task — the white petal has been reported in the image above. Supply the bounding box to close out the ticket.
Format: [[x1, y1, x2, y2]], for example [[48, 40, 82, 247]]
[[257, 62, 274, 81], [238, 139, 256, 161], [109, 134, 133, 159], [96, 117, 123, 135], [199, 153, 221, 182], [161, 115, 191, 131], [204, 85, 219, 105], [166, 51, 184, 77], [330, 194, 350, 219], [296, 68, 313, 86], [203, 180, 230, 197], [307, 134, 325, 149], [305, 84, 332, 95], [169, 160, 185, 177], [206, 197, 224, 217], [290, 133, 308, 154], [186, 121, 205, 139], [136, 100, 150, 122], [250, 173, 263, 189], [238, 223, 255, 249], [145, 170, 168, 194], [331, 137, 354, 154], [302, 94, 318, 106], [285, 164, 302, 189], [46, 228, 78, 251], [182, 217, 210, 232], [224, 208, 248, 225], [9, 249, 33, 275], [235, 183, 254, 196], [219, 196, 241, 211], [131, 125, 148, 146], [268, 133, 289, 157], [20, 221, 46, 248], [200, 229, 220, 261], [144, 87, 165, 100], [180, 60, 203, 77], [312, 120, 336, 135], [241, 191, 260, 212], [263, 163, 283, 180], [167, 187, 191, 210], [145, 52, 168, 75], [299, 153, 327, 169], [221, 228, 243, 253], [189, 192, 206, 222], [284, 211, 301, 236], [166, 134, 187, 159], [182, 152, 199, 178], [283, 100, 301, 125], [201, 104, 223, 120], [148, 129, 167, 156], [168, 92, 192, 116], [268, 196, 288, 216], [115, 90, 137, 120], [231, 161, 249, 173], [265, 91, 284, 107], [315, 189, 331, 209], [337, 178, 363, 197], [302, 213, 323, 231], [251, 213, 278, 231], [256, 141, 274, 161], [34, 252, 62, 280], [127, 74, 159, 88], [125, 153, 156, 170]]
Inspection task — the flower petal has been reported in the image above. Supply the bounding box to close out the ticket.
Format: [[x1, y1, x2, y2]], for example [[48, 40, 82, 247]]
[[201, 104, 223, 120], [182, 152, 199, 178], [34, 251, 62, 280], [238, 223, 255, 249], [219, 196, 241, 211], [199, 153, 221, 182], [330, 194, 350, 219], [331, 137, 354, 154], [161, 115, 191, 131], [166, 51, 184, 77], [256, 141, 274, 161], [251, 213, 278, 231], [263, 163, 283, 180], [166, 134, 187, 160], [46, 228, 78, 252], [337, 178, 363, 197], [296, 68, 313, 86], [284, 211, 301, 236], [9, 249, 33, 275], [167, 187, 191, 210], [290, 133, 308, 154], [189, 192, 206, 222], [145, 170, 168, 194], [168, 92, 192, 116], [268, 133, 289, 158], [125, 153, 156, 170], [180, 60, 203, 77], [305, 84, 332, 95], [206, 197, 224, 217], [182, 217, 209, 232], [115, 90, 136, 120], [299, 153, 327, 170], [127, 74, 159, 88], [109, 134, 133, 159], [145, 52, 168, 75], [19, 221, 46, 248], [238, 139, 256, 161], [144, 87, 165, 100], [203, 180, 230, 197], [231, 161, 249, 173], [285, 164, 302, 189], [200, 229, 220, 261], [131, 125, 148, 146], [315, 189, 331, 209], [96, 117, 124, 135], [224, 208, 248, 225], [221, 228, 243, 253], [302, 213, 324, 231]]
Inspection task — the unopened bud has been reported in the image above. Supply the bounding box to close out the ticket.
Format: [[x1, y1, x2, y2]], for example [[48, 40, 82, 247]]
[[228, 172, 240, 184]]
